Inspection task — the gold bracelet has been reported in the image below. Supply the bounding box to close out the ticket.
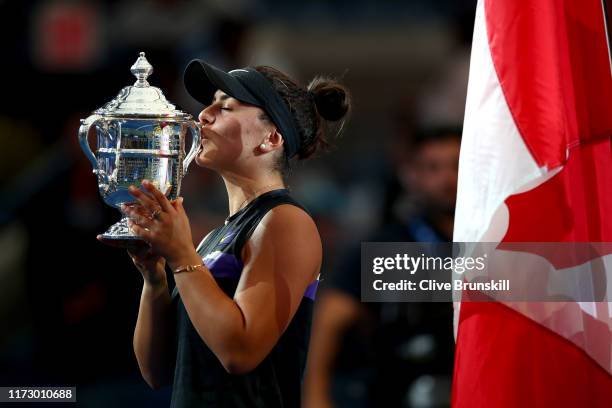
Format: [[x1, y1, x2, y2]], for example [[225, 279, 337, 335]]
[[173, 264, 204, 274]]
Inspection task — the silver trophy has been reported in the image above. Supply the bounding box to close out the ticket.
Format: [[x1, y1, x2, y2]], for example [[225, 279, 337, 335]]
[[78, 52, 201, 245]]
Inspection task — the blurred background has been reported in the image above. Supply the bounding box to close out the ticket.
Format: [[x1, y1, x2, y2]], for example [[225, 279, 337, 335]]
[[0, 0, 473, 406]]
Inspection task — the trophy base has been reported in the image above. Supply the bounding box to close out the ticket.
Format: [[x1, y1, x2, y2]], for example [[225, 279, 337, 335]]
[[99, 217, 148, 249]]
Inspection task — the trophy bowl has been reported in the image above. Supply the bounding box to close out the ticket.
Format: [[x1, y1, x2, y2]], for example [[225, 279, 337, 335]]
[[78, 52, 201, 246]]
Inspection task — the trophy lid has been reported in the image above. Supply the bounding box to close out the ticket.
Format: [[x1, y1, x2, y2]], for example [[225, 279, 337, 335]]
[[94, 52, 190, 118]]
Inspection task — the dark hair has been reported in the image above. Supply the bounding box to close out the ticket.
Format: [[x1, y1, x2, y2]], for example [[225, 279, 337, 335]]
[[255, 66, 351, 170]]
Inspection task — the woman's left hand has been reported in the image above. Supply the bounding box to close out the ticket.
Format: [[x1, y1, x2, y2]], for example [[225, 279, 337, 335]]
[[123, 179, 196, 265]]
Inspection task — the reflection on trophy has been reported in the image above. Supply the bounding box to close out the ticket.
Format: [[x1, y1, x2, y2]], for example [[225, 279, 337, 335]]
[[78, 52, 201, 245]]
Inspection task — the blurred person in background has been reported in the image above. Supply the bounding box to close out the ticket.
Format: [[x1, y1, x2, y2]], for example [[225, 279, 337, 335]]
[[0, 1, 472, 405], [101, 60, 351, 407], [303, 126, 461, 408]]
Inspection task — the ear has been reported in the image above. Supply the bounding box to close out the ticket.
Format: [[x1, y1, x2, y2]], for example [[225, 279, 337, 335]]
[[268, 128, 284, 149], [259, 128, 284, 153]]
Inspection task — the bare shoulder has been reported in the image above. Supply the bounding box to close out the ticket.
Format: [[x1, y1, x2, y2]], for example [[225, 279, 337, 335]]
[[243, 204, 322, 271], [262, 204, 318, 234], [260, 204, 319, 243], [253, 204, 321, 250]]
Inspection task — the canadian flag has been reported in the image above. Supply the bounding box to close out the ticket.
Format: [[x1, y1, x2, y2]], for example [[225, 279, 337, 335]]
[[453, 0, 612, 407]]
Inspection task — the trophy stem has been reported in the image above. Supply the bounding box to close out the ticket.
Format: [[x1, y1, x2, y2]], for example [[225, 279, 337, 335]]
[[99, 214, 147, 247]]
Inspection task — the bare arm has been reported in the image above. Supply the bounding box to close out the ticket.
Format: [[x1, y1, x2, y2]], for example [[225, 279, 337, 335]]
[[167, 204, 321, 374], [131, 230, 215, 389], [124, 182, 321, 374], [302, 289, 361, 408], [97, 233, 176, 389], [133, 272, 175, 389], [100, 237, 176, 389]]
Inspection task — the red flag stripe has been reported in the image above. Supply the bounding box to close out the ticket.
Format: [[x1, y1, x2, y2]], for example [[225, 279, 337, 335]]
[[453, 0, 612, 406], [453, 301, 612, 408], [485, 0, 612, 170]]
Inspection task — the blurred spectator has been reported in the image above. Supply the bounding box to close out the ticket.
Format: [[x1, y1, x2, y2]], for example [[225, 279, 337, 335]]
[[1, 0, 474, 405], [303, 126, 461, 408]]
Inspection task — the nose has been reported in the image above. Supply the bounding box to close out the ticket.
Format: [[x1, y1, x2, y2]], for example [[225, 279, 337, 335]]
[[198, 106, 215, 126]]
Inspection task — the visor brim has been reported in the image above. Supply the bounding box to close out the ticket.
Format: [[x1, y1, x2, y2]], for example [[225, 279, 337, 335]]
[[183, 60, 261, 107]]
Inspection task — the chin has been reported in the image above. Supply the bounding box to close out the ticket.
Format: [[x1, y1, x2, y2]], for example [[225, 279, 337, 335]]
[[194, 153, 210, 167], [195, 153, 220, 171]]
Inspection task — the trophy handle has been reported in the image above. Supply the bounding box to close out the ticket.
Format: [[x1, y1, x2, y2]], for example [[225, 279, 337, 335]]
[[183, 121, 201, 174], [78, 114, 110, 188]]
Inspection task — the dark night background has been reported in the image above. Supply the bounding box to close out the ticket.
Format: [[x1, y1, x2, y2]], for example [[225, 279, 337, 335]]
[[0, 1, 474, 406]]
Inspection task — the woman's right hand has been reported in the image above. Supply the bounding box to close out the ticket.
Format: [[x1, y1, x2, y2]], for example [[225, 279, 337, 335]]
[[127, 242, 167, 287], [97, 235, 167, 287]]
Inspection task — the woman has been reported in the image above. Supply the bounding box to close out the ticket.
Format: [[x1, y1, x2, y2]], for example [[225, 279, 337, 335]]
[[106, 60, 350, 407]]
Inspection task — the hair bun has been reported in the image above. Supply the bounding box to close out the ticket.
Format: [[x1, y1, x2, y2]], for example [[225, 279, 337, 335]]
[[307, 77, 351, 122]]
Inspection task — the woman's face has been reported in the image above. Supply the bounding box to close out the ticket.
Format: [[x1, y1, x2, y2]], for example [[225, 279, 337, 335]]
[[195, 90, 273, 171]]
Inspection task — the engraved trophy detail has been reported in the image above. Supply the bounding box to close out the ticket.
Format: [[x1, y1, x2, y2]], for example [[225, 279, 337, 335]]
[[78, 52, 201, 245]]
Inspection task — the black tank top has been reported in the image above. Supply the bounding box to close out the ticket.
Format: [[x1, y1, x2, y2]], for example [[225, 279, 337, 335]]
[[170, 189, 318, 407]]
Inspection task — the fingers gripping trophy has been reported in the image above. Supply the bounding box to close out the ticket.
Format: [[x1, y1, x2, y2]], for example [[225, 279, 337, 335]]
[[78, 52, 201, 247]]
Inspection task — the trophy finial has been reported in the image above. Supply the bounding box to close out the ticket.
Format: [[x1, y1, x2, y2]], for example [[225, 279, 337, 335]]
[[131, 51, 153, 87]]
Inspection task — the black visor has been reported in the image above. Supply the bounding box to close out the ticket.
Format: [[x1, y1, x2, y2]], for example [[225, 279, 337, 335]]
[[183, 60, 300, 158]]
